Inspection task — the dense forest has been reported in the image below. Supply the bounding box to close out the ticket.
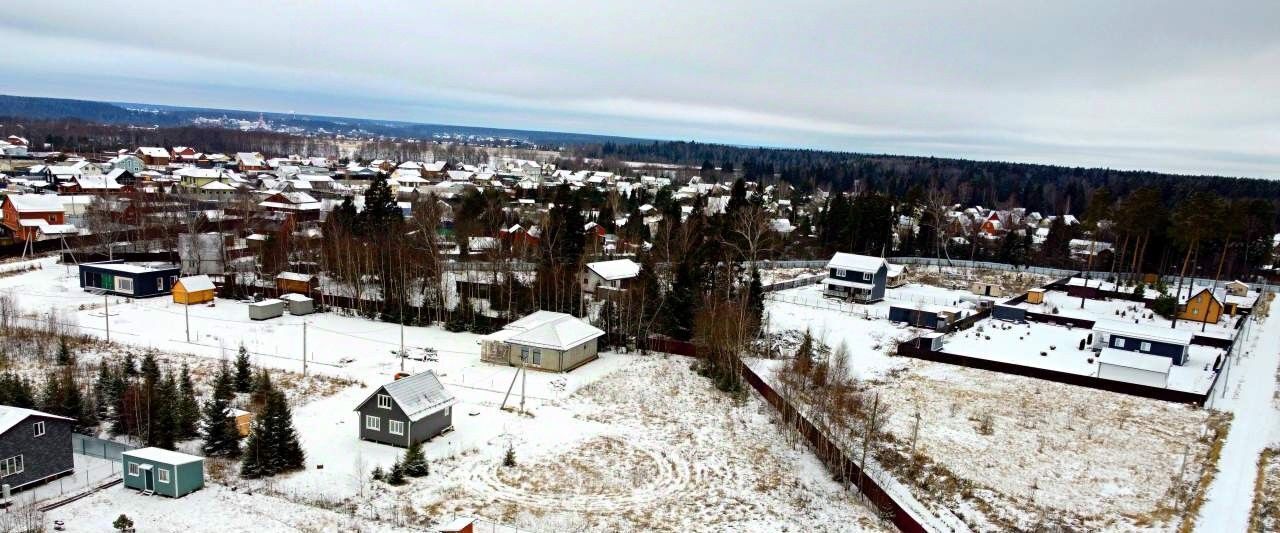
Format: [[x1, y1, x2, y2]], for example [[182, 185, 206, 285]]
[[570, 141, 1280, 217]]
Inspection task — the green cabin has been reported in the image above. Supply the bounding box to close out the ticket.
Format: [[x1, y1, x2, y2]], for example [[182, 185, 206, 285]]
[[121, 447, 204, 498]]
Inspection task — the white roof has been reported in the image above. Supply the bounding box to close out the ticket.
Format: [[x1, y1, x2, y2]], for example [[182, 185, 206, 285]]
[[886, 263, 906, 277], [501, 311, 605, 351], [1093, 320, 1194, 345], [84, 261, 175, 274], [5, 194, 66, 213], [123, 447, 203, 466], [361, 370, 456, 422], [201, 181, 235, 191], [1098, 347, 1173, 374], [249, 298, 284, 307], [177, 275, 215, 292], [276, 272, 315, 282], [826, 252, 886, 273], [136, 147, 169, 158], [279, 293, 313, 302], [586, 259, 640, 281], [0, 406, 71, 435]]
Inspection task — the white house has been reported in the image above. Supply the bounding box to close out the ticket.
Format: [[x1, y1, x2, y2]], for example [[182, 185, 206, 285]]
[[582, 259, 641, 298], [480, 311, 605, 372]]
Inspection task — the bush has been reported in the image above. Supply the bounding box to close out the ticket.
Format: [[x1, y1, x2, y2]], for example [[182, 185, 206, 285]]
[[1152, 294, 1178, 319], [113, 514, 134, 532], [370, 465, 384, 481]]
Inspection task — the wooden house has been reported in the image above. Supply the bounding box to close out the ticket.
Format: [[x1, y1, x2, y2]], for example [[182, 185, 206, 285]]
[[79, 261, 180, 298], [122, 448, 203, 498], [275, 272, 317, 294], [822, 252, 888, 303], [1, 194, 68, 241], [971, 281, 1005, 298], [1092, 321, 1194, 366], [355, 371, 455, 448], [480, 311, 605, 372], [0, 406, 74, 492], [581, 259, 640, 299], [1178, 288, 1223, 324], [228, 408, 253, 437], [172, 275, 216, 305], [1224, 280, 1249, 297], [134, 147, 171, 166]]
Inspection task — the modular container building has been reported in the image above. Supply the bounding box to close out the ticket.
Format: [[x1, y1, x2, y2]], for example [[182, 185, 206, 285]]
[[248, 299, 285, 320], [280, 293, 315, 315], [122, 447, 203, 498], [79, 261, 180, 298]]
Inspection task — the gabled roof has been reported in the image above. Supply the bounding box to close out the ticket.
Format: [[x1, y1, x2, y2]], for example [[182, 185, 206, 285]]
[[176, 275, 215, 292], [4, 194, 66, 213], [356, 370, 456, 422], [500, 310, 605, 351], [586, 259, 641, 281], [0, 406, 72, 435], [826, 252, 887, 273], [136, 147, 169, 158]]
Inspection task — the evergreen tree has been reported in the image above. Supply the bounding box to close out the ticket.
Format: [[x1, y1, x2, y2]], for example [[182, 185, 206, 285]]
[[56, 336, 73, 365], [234, 345, 253, 393], [250, 369, 274, 410], [385, 457, 406, 485], [370, 465, 385, 482], [108, 369, 129, 436], [0, 373, 35, 409], [175, 365, 200, 439], [201, 363, 240, 457], [747, 268, 764, 335], [402, 440, 429, 477], [240, 390, 304, 478], [149, 372, 178, 450], [503, 444, 517, 467], [664, 259, 698, 341], [727, 178, 748, 215], [93, 361, 112, 421], [121, 352, 138, 378]]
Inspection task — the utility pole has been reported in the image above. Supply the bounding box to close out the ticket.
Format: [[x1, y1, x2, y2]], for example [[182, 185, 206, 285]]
[[302, 322, 308, 377], [184, 301, 190, 342], [399, 247, 406, 372], [103, 292, 110, 343]]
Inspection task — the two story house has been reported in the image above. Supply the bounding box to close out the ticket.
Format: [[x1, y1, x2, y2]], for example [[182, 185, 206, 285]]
[[822, 252, 888, 303], [0, 406, 74, 492], [354, 371, 455, 448]]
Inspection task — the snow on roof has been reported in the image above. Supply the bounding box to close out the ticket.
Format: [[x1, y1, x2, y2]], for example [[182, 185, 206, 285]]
[[0, 406, 71, 435], [136, 147, 169, 158], [201, 181, 234, 190], [363, 370, 456, 422], [279, 293, 312, 302], [1097, 347, 1173, 374], [4, 194, 66, 213], [826, 252, 886, 273], [177, 275, 215, 292], [438, 517, 475, 532], [123, 447, 203, 466], [886, 263, 906, 277], [501, 310, 605, 351], [276, 272, 315, 282], [1093, 320, 1194, 345], [249, 298, 284, 307], [586, 259, 641, 281], [83, 261, 176, 274]]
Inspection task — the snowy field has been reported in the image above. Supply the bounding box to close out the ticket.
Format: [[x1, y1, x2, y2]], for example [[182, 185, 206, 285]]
[[0, 258, 891, 532]]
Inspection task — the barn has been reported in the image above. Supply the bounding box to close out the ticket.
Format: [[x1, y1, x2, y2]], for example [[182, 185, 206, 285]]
[[121, 447, 204, 498], [172, 275, 216, 305], [79, 261, 180, 298]]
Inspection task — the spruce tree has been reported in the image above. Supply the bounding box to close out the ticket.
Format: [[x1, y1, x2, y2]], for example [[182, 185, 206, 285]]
[[402, 440, 429, 477], [250, 369, 274, 410], [60, 371, 92, 432], [121, 352, 138, 378], [149, 372, 177, 450], [386, 458, 406, 486], [238, 416, 269, 478], [201, 363, 240, 457], [234, 345, 252, 393], [240, 389, 305, 478], [56, 336, 73, 366], [175, 365, 200, 439], [93, 361, 112, 421]]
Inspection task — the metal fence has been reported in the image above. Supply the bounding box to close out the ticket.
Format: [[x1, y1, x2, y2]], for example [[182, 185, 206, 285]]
[[72, 433, 134, 462]]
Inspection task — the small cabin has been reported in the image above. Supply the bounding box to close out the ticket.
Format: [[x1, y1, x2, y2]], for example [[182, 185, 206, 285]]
[[280, 293, 315, 315], [79, 261, 180, 298], [886, 263, 907, 288], [1224, 280, 1249, 297], [1178, 288, 1223, 325], [1026, 288, 1046, 304], [228, 408, 252, 437], [172, 275, 216, 305], [970, 281, 1005, 298], [275, 272, 316, 294], [480, 311, 605, 372], [439, 517, 476, 533], [1096, 348, 1171, 388], [888, 305, 961, 331], [355, 371, 455, 448], [1092, 321, 1193, 366], [248, 299, 285, 321], [122, 447, 204, 498]]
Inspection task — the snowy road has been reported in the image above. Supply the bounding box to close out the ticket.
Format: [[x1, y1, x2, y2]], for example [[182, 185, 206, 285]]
[[1194, 306, 1279, 532]]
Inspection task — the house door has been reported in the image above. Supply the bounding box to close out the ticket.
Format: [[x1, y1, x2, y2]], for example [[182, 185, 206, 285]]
[[141, 465, 154, 491]]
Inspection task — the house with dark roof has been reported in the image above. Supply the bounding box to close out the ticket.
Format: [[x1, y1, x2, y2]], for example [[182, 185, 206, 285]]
[[354, 371, 456, 447], [822, 252, 888, 303], [0, 406, 74, 492]]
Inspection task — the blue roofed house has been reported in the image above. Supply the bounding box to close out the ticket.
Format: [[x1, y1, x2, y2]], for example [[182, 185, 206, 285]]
[[822, 253, 888, 303]]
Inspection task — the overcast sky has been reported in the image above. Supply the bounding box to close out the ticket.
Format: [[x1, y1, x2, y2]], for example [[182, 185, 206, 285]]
[[1, 1, 1278, 178]]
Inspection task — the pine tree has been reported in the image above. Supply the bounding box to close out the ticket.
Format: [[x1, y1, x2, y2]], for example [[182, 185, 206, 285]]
[[93, 361, 112, 421], [250, 369, 274, 410], [370, 465, 385, 482], [747, 268, 764, 335], [386, 458, 406, 486], [113, 514, 134, 532], [240, 390, 304, 478], [39, 373, 65, 417], [108, 370, 129, 436], [0, 372, 36, 409], [503, 444, 517, 467], [201, 363, 240, 457], [175, 365, 200, 439], [149, 372, 177, 450], [402, 440, 429, 477], [56, 336, 73, 365], [234, 345, 252, 393], [59, 371, 92, 432]]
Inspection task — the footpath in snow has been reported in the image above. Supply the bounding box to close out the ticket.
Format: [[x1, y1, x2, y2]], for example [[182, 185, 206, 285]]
[[1194, 306, 1279, 532]]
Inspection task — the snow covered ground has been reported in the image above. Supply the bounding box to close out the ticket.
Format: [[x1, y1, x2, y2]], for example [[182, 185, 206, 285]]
[[1192, 298, 1279, 532], [1017, 289, 1239, 341], [1, 259, 892, 532]]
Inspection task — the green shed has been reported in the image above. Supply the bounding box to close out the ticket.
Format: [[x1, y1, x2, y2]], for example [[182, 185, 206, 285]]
[[122, 447, 204, 498]]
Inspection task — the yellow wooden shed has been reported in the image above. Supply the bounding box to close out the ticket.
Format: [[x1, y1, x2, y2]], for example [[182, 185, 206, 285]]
[[173, 275, 216, 305]]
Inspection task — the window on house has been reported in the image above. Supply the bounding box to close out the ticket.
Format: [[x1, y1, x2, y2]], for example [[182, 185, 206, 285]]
[[116, 277, 133, 293], [388, 420, 404, 436], [532, 349, 542, 365], [445, 406, 451, 417], [377, 394, 391, 409], [863, 272, 872, 281], [365, 415, 380, 431], [835, 268, 846, 277], [33, 421, 44, 437], [1, 455, 24, 478], [1112, 337, 1124, 348], [157, 278, 164, 291], [128, 462, 139, 476], [1140, 342, 1152, 352], [157, 468, 170, 484], [520, 347, 529, 361]]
